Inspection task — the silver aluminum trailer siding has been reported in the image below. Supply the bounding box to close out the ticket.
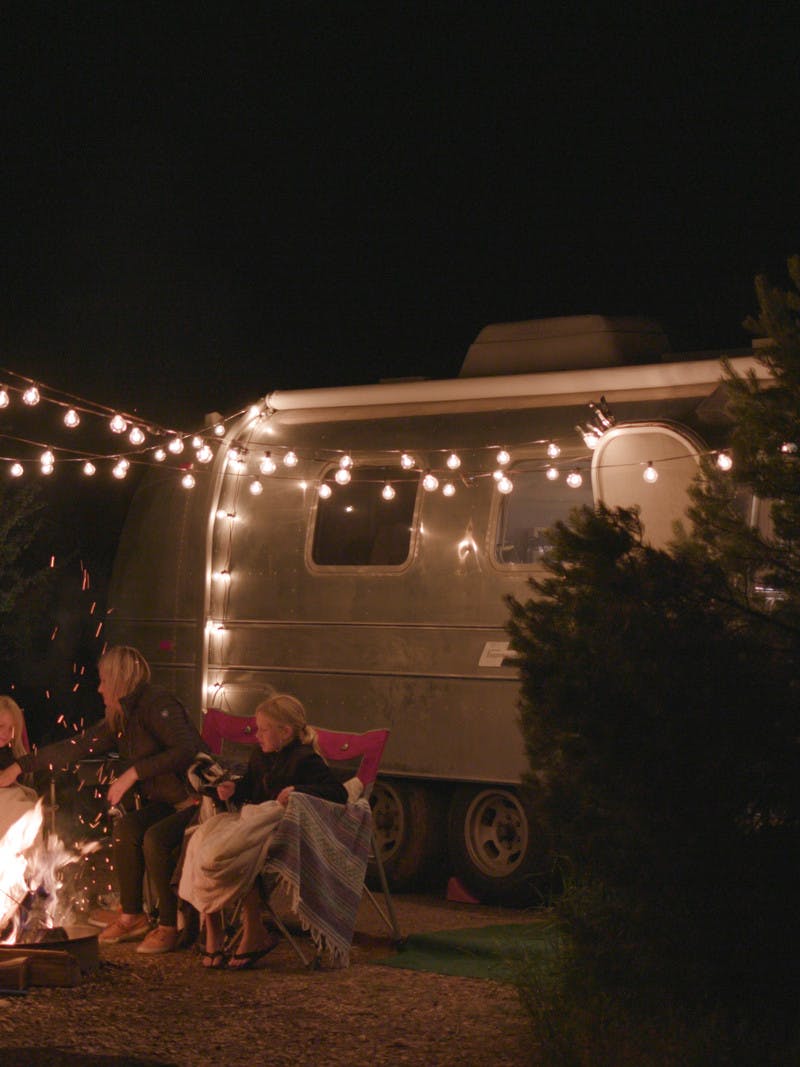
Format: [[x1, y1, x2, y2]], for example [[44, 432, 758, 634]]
[[106, 340, 767, 903]]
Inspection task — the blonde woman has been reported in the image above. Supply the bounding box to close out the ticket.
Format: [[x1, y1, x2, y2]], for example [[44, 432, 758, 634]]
[[180, 693, 347, 970], [0, 695, 37, 842], [0, 646, 203, 954]]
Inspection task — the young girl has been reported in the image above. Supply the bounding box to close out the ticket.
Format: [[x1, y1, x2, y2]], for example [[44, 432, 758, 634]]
[[180, 693, 347, 969], [0, 695, 37, 842]]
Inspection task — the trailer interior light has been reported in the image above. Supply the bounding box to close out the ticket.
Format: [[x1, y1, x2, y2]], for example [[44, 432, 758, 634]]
[[82, 461, 96, 476], [318, 483, 333, 499], [497, 476, 513, 494], [381, 483, 396, 500], [546, 465, 559, 481], [22, 387, 40, 406], [446, 452, 461, 470], [109, 414, 127, 433], [260, 452, 277, 474], [249, 478, 263, 495], [168, 436, 185, 454], [283, 450, 299, 467], [643, 461, 659, 483], [10, 462, 23, 477], [442, 482, 456, 497], [334, 467, 351, 485], [154, 448, 167, 462], [566, 469, 583, 488], [496, 449, 511, 466], [339, 453, 353, 469], [129, 426, 146, 445], [422, 472, 439, 492], [0, 388, 9, 408], [64, 408, 80, 427], [181, 472, 196, 489], [546, 441, 561, 459], [400, 452, 415, 470], [196, 444, 214, 463]]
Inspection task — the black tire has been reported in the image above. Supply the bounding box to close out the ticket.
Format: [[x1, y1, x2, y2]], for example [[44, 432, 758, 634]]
[[368, 778, 446, 893], [447, 784, 544, 906]]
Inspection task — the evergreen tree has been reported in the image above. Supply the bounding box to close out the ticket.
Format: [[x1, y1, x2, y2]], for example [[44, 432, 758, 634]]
[[507, 258, 800, 1059]]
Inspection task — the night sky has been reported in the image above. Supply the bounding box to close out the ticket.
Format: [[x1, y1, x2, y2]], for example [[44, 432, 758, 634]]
[[1, 7, 799, 431]]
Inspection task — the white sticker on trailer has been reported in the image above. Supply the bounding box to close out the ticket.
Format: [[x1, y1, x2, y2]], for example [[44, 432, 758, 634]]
[[478, 641, 513, 667]]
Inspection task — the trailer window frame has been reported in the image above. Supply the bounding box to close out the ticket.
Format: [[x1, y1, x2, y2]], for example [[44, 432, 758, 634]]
[[307, 463, 421, 571], [488, 450, 595, 571]]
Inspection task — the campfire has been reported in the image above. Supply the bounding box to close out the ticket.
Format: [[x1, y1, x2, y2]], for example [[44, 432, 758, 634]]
[[0, 798, 101, 989]]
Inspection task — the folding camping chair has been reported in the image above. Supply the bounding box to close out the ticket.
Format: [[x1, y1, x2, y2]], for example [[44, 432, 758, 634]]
[[199, 707, 403, 965]]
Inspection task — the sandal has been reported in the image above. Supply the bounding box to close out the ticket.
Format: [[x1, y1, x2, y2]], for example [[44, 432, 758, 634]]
[[227, 933, 280, 971], [201, 950, 227, 970]]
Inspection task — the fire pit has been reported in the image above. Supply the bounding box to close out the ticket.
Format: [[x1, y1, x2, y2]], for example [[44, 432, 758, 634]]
[[0, 924, 99, 988]]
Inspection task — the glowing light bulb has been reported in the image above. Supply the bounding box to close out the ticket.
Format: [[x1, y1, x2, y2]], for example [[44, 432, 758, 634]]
[[492, 469, 504, 480], [318, 483, 332, 499], [83, 461, 96, 477], [117, 457, 130, 471], [260, 453, 277, 475], [643, 462, 658, 484], [339, 453, 353, 470], [546, 441, 561, 459], [381, 483, 396, 500], [780, 442, 798, 454], [496, 449, 511, 466], [400, 453, 415, 470], [335, 467, 351, 485], [154, 448, 167, 462], [196, 444, 213, 463], [110, 414, 127, 433], [566, 469, 583, 488], [497, 476, 513, 494], [213, 423, 225, 436], [40, 450, 55, 467], [716, 451, 733, 471], [10, 462, 23, 477], [442, 482, 456, 497], [582, 430, 600, 449], [215, 508, 228, 520], [546, 465, 559, 481], [112, 462, 128, 480], [446, 452, 461, 470], [168, 437, 184, 455], [283, 450, 299, 467], [64, 408, 80, 428], [129, 426, 146, 446], [192, 436, 203, 449], [181, 472, 196, 489], [422, 473, 439, 492], [22, 387, 40, 406], [248, 404, 262, 419], [249, 478, 263, 495], [41, 463, 54, 476], [0, 389, 9, 408]]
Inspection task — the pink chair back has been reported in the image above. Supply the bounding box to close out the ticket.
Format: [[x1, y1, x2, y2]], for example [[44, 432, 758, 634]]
[[202, 707, 258, 755]]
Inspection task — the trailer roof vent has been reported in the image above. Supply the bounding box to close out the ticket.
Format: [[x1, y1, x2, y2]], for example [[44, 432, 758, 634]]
[[459, 315, 670, 378]]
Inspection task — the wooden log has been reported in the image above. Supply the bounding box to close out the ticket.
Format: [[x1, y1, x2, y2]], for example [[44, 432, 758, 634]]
[[0, 945, 81, 987], [0, 955, 29, 990]]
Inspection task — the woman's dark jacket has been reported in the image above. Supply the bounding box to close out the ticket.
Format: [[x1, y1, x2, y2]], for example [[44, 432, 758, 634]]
[[233, 738, 347, 807], [16, 682, 202, 807]]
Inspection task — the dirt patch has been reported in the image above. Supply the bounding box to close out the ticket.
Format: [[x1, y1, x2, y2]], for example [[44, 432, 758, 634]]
[[0, 894, 541, 1066]]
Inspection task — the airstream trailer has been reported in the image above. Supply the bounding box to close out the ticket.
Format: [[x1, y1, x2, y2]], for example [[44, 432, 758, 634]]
[[106, 316, 769, 904]]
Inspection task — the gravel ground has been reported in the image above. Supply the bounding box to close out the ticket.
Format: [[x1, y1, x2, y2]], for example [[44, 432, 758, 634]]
[[0, 893, 541, 1066]]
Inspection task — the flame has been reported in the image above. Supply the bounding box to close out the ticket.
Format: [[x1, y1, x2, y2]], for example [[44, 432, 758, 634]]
[[0, 797, 100, 944]]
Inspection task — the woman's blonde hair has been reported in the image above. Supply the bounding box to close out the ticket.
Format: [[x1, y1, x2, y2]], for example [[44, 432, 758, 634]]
[[99, 646, 151, 730], [254, 693, 319, 753], [0, 695, 30, 758]]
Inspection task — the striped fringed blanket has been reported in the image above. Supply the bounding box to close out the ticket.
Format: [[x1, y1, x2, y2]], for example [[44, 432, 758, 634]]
[[264, 793, 372, 967]]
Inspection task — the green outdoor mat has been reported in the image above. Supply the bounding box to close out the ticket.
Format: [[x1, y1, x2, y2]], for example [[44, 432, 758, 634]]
[[377, 922, 558, 982]]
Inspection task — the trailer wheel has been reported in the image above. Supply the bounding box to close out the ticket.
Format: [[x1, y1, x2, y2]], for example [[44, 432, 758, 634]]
[[448, 785, 542, 906], [368, 779, 445, 892]]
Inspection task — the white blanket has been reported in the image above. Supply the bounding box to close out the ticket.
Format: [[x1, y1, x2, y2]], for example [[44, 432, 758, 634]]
[[178, 800, 285, 915]]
